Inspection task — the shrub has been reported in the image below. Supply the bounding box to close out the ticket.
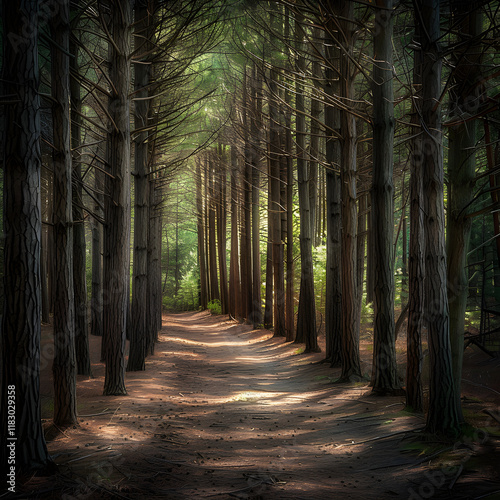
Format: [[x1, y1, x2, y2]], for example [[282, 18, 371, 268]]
[[207, 299, 221, 315]]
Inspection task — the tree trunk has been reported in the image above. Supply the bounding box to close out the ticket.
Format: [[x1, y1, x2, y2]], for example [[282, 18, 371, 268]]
[[446, 4, 481, 424], [242, 66, 253, 321], [197, 159, 208, 310], [147, 178, 162, 353], [229, 145, 241, 319], [419, 0, 460, 436], [370, 0, 400, 394], [217, 147, 229, 314], [269, 67, 286, 337], [406, 18, 424, 413], [128, 0, 153, 372], [339, 0, 362, 381], [295, 16, 319, 351], [251, 67, 263, 328], [70, 6, 92, 377], [323, 3, 343, 364], [0, 0, 52, 472], [51, 0, 78, 426], [284, 6, 295, 343], [208, 156, 219, 302], [102, 0, 132, 396], [92, 167, 104, 339]]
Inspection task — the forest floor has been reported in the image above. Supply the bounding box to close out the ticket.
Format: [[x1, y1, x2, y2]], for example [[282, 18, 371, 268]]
[[10, 311, 500, 499]]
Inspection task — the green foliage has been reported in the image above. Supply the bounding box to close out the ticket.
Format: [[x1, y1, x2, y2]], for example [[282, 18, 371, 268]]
[[207, 299, 221, 315]]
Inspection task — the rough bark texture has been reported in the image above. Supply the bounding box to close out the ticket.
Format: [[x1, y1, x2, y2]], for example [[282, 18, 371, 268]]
[[270, 69, 286, 337], [446, 5, 481, 424], [284, 7, 295, 342], [419, 0, 460, 436], [147, 178, 162, 354], [295, 10, 318, 352], [229, 145, 241, 320], [128, 0, 153, 372], [323, 2, 342, 365], [208, 157, 219, 302], [51, 0, 78, 426], [0, 0, 52, 472], [91, 167, 104, 339], [217, 149, 229, 315], [339, 0, 362, 381], [251, 68, 262, 328], [102, 0, 132, 396], [370, 0, 400, 394], [406, 21, 424, 413], [70, 8, 92, 377], [197, 160, 209, 310]]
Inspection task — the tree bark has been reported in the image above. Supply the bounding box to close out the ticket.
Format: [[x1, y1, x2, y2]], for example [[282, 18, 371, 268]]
[[229, 145, 241, 319], [418, 0, 460, 436], [295, 10, 318, 352], [251, 67, 263, 328], [323, 2, 343, 364], [197, 159, 209, 310], [70, 4, 92, 376], [446, 4, 481, 424], [339, 0, 362, 381], [128, 0, 153, 372], [370, 0, 400, 394], [269, 67, 286, 337], [1, 0, 52, 472], [102, 0, 132, 396], [406, 18, 424, 413], [51, 0, 78, 426], [217, 146, 229, 314]]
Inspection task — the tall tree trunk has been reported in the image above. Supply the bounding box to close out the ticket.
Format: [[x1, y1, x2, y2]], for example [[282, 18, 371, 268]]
[[295, 10, 318, 352], [197, 159, 208, 310], [102, 0, 132, 396], [128, 0, 153, 372], [370, 0, 400, 394], [217, 147, 229, 314], [406, 18, 425, 413], [147, 178, 162, 354], [323, 2, 343, 364], [284, 6, 295, 342], [418, 0, 460, 436], [208, 156, 219, 302], [92, 167, 104, 339], [251, 67, 262, 328], [51, 0, 78, 426], [264, 166, 274, 330], [309, 27, 322, 247], [446, 4, 481, 424], [242, 66, 253, 321], [70, 4, 92, 377], [1, 0, 52, 472], [339, 0, 362, 381], [270, 68, 286, 337], [229, 145, 241, 319]]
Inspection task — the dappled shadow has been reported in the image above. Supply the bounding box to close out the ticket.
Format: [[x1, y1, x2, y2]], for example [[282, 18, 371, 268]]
[[22, 311, 500, 499]]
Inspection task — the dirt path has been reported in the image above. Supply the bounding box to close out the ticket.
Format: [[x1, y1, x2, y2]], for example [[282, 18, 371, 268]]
[[17, 311, 500, 499]]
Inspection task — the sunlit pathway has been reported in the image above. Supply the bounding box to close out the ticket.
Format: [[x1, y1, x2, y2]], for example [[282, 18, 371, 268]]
[[33, 311, 498, 500]]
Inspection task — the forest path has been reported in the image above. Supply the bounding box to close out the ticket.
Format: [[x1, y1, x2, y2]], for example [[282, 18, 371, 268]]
[[32, 311, 500, 499]]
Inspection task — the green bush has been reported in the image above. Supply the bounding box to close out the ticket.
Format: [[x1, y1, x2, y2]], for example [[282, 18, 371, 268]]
[[207, 299, 221, 315]]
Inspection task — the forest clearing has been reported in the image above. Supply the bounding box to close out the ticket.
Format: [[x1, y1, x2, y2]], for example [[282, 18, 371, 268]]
[[20, 312, 500, 498], [2, 0, 500, 498]]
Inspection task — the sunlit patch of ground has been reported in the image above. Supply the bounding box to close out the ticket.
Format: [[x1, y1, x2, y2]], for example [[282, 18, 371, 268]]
[[27, 311, 500, 499]]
